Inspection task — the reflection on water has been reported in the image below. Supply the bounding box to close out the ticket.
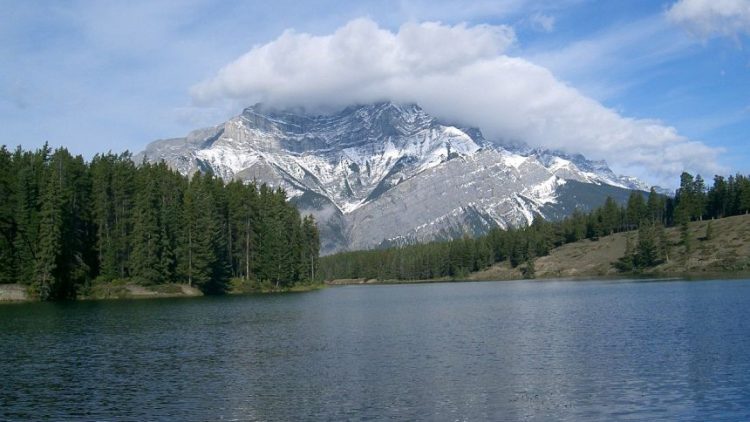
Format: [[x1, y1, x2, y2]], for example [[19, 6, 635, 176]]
[[2, 279, 750, 420]]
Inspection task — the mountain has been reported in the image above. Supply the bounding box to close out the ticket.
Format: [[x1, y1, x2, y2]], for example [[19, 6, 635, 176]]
[[136, 102, 652, 254]]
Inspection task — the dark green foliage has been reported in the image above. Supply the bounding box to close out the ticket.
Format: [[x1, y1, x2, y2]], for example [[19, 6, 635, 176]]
[[675, 172, 707, 222], [0, 145, 320, 299], [617, 222, 668, 272], [131, 169, 163, 284], [33, 165, 63, 299], [634, 222, 664, 268], [300, 215, 320, 282], [626, 191, 647, 228], [615, 235, 635, 272], [90, 152, 136, 280], [647, 188, 666, 224], [0, 147, 17, 283], [24, 149, 96, 299], [319, 217, 560, 281]]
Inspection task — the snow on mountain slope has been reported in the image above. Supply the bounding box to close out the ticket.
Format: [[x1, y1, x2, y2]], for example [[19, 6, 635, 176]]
[[136, 102, 652, 253]]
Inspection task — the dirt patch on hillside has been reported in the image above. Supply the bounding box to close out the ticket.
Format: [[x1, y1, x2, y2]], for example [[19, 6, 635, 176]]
[[0, 284, 30, 302], [469, 262, 523, 281], [85, 283, 203, 300], [326, 278, 378, 285]]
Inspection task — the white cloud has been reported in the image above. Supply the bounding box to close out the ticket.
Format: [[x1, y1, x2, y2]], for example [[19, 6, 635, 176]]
[[666, 0, 750, 39], [192, 18, 723, 186], [530, 13, 555, 32], [192, 19, 515, 107]]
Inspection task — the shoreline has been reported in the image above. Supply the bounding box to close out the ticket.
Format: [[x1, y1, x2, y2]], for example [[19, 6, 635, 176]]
[[4, 273, 749, 303], [325, 270, 750, 286], [0, 281, 326, 304]]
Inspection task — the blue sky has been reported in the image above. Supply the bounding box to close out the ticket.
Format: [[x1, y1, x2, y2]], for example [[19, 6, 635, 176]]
[[1, 0, 748, 187]]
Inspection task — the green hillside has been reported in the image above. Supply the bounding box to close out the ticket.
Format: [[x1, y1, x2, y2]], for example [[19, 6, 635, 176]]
[[471, 213, 750, 281]]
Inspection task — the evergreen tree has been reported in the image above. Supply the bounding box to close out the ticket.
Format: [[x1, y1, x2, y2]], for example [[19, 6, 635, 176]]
[[34, 162, 63, 299], [12, 146, 48, 283], [0, 147, 16, 283], [301, 215, 320, 282], [634, 222, 660, 268], [615, 235, 635, 272], [601, 196, 621, 235], [708, 176, 728, 218], [177, 173, 229, 293], [738, 175, 750, 214], [646, 188, 664, 224], [626, 191, 647, 229], [130, 169, 162, 284]]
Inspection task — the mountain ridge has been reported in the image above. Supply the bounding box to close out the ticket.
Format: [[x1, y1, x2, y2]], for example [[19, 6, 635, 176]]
[[137, 102, 654, 254]]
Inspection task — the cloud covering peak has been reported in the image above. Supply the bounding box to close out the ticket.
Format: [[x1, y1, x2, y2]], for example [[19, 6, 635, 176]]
[[192, 18, 516, 107], [192, 18, 722, 186]]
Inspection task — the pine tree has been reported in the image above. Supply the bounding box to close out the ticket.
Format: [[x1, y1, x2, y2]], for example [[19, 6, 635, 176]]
[[56, 150, 95, 296], [130, 170, 162, 284], [13, 147, 48, 284], [615, 235, 635, 272], [91, 153, 117, 281], [735, 174, 750, 214], [178, 173, 223, 291], [301, 215, 320, 282], [634, 222, 659, 269], [34, 163, 63, 300], [647, 188, 664, 224], [626, 191, 647, 229], [601, 196, 621, 235], [708, 176, 728, 218], [0, 147, 16, 283]]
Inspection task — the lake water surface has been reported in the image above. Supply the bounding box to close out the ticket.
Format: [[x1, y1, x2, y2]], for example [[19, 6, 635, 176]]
[[2, 278, 750, 421]]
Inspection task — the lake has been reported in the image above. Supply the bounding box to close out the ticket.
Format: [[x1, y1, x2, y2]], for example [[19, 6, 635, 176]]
[[2, 278, 750, 421]]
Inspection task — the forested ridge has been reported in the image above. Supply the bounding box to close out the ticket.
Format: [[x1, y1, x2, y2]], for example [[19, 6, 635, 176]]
[[320, 172, 750, 281], [0, 145, 319, 300]]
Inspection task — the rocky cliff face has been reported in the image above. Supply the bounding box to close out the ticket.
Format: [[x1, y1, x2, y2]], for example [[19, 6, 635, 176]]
[[137, 102, 649, 254]]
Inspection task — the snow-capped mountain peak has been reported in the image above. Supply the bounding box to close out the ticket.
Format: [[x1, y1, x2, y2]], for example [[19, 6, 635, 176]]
[[137, 102, 652, 253]]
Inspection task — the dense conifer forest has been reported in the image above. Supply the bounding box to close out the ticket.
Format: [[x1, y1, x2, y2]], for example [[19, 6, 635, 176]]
[[0, 145, 319, 300], [320, 172, 750, 281]]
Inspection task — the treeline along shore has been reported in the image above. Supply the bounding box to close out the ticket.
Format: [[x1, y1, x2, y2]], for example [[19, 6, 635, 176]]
[[0, 145, 320, 301], [320, 172, 750, 282], [3, 143, 749, 302]]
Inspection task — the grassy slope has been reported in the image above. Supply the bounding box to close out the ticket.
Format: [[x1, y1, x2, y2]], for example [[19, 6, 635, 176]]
[[472, 213, 750, 281]]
